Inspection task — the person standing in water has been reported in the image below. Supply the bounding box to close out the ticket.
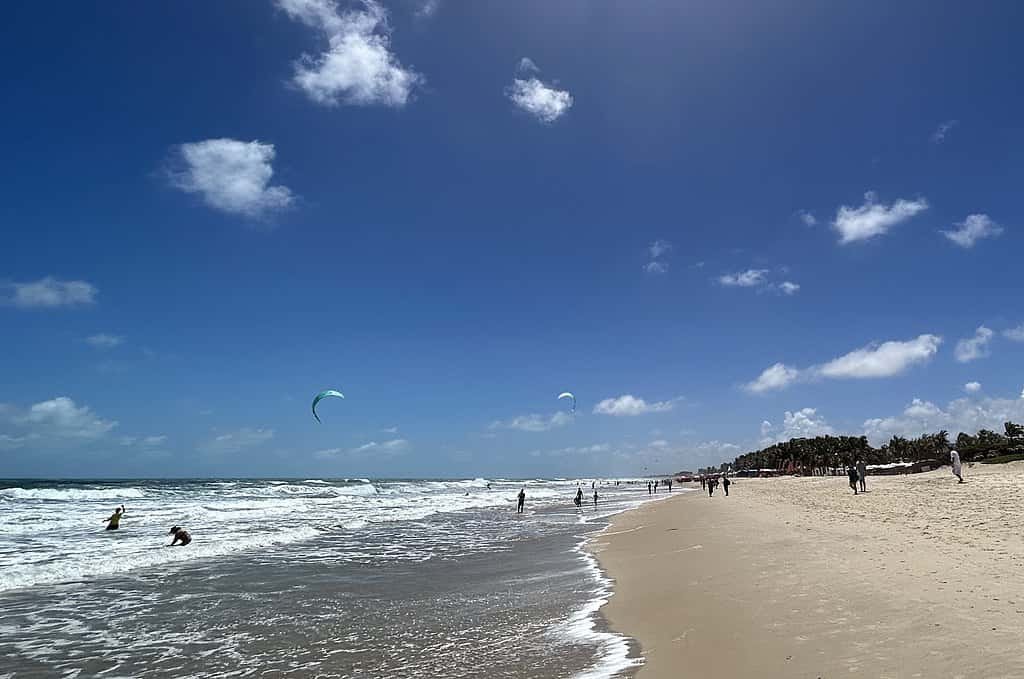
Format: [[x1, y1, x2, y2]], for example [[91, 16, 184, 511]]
[[647, 481, 652, 495], [592, 489, 598, 508], [517, 488, 526, 513], [574, 488, 584, 509], [951, 449, 964, 483], [105, 505, 125, 531], [856, 459, 868, 493]]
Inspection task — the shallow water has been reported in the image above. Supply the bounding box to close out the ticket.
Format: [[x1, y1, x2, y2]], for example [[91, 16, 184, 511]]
[[0, 478, 683, 677]]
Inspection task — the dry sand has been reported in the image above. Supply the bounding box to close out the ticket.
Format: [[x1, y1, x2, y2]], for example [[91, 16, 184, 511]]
[[592, 463, 1024, 678]]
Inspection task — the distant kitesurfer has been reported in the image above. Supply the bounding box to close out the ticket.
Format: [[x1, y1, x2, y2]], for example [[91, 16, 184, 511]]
[[105, 505, 126, 531], [951, 449, 964, 484], [517, 488, 526, 513], [168, 526, 192, 546]]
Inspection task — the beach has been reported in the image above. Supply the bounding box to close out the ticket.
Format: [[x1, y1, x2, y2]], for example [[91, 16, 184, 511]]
[[592, 464, 1024, 678]]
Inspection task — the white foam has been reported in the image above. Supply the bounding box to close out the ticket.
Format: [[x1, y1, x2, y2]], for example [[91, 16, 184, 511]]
[[0, 487, 145, 501]]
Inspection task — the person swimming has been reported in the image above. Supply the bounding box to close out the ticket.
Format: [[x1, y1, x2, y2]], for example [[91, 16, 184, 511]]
[[168, 526, 192, 546], [105, 505, 125, 531]]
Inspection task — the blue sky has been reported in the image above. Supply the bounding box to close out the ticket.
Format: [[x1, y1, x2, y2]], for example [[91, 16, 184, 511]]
[[3, 0, 1024, 478]]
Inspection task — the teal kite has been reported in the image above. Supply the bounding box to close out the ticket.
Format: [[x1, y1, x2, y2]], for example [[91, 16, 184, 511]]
[[312, 390, 345, 423], [558, 391, 576, 415]]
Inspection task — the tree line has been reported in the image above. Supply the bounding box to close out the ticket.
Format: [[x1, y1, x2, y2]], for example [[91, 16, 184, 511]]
[[698, 422, 1024, 476]]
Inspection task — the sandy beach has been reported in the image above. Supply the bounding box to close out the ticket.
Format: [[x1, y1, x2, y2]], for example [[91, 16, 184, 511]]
[[593, 464, 1024, 678]]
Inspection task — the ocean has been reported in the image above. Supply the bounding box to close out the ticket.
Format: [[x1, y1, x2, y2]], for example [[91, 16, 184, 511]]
[[0, 478, 683, 678]]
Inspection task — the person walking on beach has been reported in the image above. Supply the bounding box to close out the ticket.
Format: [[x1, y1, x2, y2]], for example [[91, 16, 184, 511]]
[[707, 478, 715, 497], [105, 505, 126, 531], [517, 488, 526, 513], [847, 465, 859, 495], [856, 459, 867, 493], [700, 476, 706, 491], [951, 449, 964, 484], [722, 476, 731, 496]]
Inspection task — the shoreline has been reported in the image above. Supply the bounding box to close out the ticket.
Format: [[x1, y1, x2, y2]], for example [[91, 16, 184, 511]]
[[590, 466, 1024, 678]]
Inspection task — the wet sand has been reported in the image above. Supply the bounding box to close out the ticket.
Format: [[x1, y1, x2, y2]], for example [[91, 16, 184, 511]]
[[592, 464, 1024, 678]]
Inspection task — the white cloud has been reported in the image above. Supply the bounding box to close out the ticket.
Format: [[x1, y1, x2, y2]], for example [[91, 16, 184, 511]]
[[964, 382, 981, 394], [648, 239, 672, 259], [941, 214, 1003, 248], [592, 395, 677, 416], [818, 334, 941, 379], [380, 425, 399, 433], [506, 59, 573, 124], [930, 119, 958, 144], [643, 261, 668, 275], [746, 334, 942, 393], [9, 397, 117, 440], [317, 438, 408, 459], [758, 408, 834, 445], [832, 191, 928, 244], [142, 435, 167, 446], [278, 0, 422, 107], [797, 210, 817, 226], [778, 281, 800, 295], [719, 269, 768, 287], [863, 393, 1024, 444], [85, 333, 123, 349], [169, 139, 294, 219], [644, 240, 671, 274], [534, 443, 612, 458], [954, 326, 993, 363], [744, 363, 800, 393], [490, 411, 571, 432], [3, 277, 97, 308], [1003, 324, 1024, 342], [200, 428, 274, 454]]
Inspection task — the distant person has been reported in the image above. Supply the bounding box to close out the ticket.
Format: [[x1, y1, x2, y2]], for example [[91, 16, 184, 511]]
[[593, 490, 598, 508], [847, 466, 859, 495], [700, 476, 706, 490], [722, 476, 731, 496], [647, 481, 652, 495], [666, 479, 672, 492], [951, 449, 964, 484], [105, 505, 126, 531], [591, 481, 596, 490], [707, 479, 715, 497], [517, 488, 526, 513], [856, 460, 867, 492], [654, 480, 659, 494], [574, 488, 584, 508], [168, 526, 191, 546]]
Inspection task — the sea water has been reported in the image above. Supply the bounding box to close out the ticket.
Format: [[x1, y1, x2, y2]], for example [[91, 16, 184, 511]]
[[0, 478, 683, 678]]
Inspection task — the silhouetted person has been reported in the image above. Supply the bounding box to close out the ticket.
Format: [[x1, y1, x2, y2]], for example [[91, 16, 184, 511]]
[[168, 526, 191, 546], [517, 488, 526, 513], [647, 481, 652, 495], [105, 505, 125, 531], [707, 479, 715, 497], [654, 480, 659, 494], [575, 488, 583, 509], [856, 460, 867, 492], [593, 490, 598, 508], [848, 466, 859, 495], [722, 476, 731, 496], [701, 476, 706, 490]]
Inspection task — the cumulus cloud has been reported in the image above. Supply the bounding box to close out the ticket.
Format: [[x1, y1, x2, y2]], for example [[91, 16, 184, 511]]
[[718, 269, 768, 287], [760, 408, 834, 445], [1003, 324, 1024, 342], [199, 428, 274, 454], [316, 438, 409, 459], [490, 412, 571, 432], [954, 326, 993, 363], [277, 0, 423, 107], [592, 395, 677, 416], [6, 396, 117, 440], [964, 382, 981, 394], [169, 139, 294, 219], [832, 191, 928, 244], [506, 59, 573, 123], [85, 333, 124, 349], [744, 363, 801, 393], [862, 393, 1024, 444], [930, 119, 958, 144], [941, 214, 1003, 248], [745, 334, 942, 392], [2, 277, 97, 308]]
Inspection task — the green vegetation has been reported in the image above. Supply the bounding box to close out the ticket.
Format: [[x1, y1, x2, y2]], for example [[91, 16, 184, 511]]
[[701, 421, 1024, 475]]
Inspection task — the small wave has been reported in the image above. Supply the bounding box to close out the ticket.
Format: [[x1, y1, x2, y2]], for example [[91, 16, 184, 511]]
[[302, 479, 329, 485], [0, 487, 146, 501]]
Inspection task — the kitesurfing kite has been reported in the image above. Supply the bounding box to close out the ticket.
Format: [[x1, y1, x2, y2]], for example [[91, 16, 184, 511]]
[[558, 391, 576, 415], [312, 390, 345, 423]]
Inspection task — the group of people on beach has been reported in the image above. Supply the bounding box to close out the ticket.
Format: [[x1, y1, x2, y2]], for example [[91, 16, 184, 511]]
[[847, 450, 965, 495], [104, 505, 192, 546], [646, 479, 672, 494], [700, 475, 730, 497]]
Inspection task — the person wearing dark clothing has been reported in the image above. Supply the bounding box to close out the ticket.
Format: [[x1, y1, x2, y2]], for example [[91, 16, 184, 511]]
[[707, 479, 715, 497], [847, 466, 859, 495], [667, 480, 672, 492], [700, 476, 706, 490], [593, 490, 598, 508], [168, 526, 191, 546], [647, 481, 652, 495], [856, 460, 867, 492], [574, 488, 583, 508], [722, 476, 731, 496], [653, 480, 659, 494], [517, 488, 526, 513]]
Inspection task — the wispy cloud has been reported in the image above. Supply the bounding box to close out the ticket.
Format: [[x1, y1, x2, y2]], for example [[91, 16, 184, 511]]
[[489, 412, 571, 432], [85, 333, 124, 349], [415, 0, 440, 18], [930, 119, 958, 144], [719, 269, 768, 287], [506, 58, 573, 123], [797, 210, 817, 226], [1003, 324, 1024, 342], [592, 395, 677, 416], [6, 396, 117, 440], [277, 0, 423, 107], [316, 438, 409, 459], [169, 139, 294, 219], [832, 191, 928, 244], [778, 281, 800, 295], [2, 277, 97, 309], [941, 213, 1003, 248], [199, 428, 274, 454], [644, 240, 671, 274], [954, 326, 993, 363], [745, 334, 942, 393]]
